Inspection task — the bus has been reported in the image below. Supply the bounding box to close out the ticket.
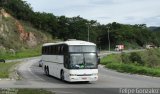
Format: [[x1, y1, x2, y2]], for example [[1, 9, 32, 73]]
[[41, 40, 99, 82]]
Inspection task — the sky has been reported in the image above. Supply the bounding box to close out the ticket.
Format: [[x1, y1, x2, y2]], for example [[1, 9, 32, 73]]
[[25, 0, 160, 27]]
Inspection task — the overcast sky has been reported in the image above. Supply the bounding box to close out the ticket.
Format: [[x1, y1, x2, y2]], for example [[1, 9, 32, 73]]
[[25, 0, 160, 26]]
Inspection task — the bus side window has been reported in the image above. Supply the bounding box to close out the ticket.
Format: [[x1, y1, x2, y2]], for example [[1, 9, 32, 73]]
[[45, 47, 48, 55], [48, 46, 51, 55], [50, 46, 54, 55], [61, 46, 64, 55], [53, 46, 55, 54], [64, 55, 69, 69], [55, 46, 58, 54], [44, 47, 46, 54], [63, 45, 68, 54], [58, 46, 60, 54], [47, 46, 49, 55]]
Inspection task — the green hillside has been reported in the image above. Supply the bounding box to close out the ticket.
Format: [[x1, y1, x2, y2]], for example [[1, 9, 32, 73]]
[[0, 0, 160, 52], [0, 9, 52, 49], [0, 8, 53, 59]]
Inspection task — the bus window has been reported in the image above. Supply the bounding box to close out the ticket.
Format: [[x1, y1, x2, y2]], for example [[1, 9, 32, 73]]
[[58, 46, 61, 54], [63, 45, 68, 54], [50, 46, 54, 55], [55, 45, 58, 54], [69, 53, 97, 69], [64, 55, 70, 69], [84, 53, 97, 69], [60, 45, 64, 54], [70, 54, 84, 69], [69, 45, 96, 52]]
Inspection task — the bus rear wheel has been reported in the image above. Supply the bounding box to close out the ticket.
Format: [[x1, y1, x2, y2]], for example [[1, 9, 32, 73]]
[[45, 67, 49, 76], [60, 70, 64, 81]]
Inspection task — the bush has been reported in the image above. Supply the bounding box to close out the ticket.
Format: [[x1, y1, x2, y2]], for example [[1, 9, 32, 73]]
[[100, 54, 120, 65], [129, 52, 144, 65], [121, 52, 130, 63], [0, 46, 6, 55], [145, 49, 160, 68], [105, 62, 160, 77]]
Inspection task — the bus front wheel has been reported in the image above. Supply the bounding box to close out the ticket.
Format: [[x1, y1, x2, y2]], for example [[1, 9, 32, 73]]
[[60, 70, 64, 81]]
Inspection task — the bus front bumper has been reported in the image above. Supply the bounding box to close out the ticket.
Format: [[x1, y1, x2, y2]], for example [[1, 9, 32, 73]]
[[67, 76, 98, 82]]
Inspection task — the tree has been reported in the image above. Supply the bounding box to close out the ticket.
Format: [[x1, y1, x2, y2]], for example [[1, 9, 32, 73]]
[[1, 0, 160, 49]]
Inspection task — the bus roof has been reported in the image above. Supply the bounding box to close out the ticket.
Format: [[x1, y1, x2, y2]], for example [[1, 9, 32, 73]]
[[43, 40, 96, 46]]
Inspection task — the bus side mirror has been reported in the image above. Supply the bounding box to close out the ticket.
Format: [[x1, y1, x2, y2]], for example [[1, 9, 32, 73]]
[[97, 57, 100, 64]]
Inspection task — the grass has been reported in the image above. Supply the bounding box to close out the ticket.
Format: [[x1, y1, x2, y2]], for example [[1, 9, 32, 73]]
[[0, 89, 54, 94], [0, 62, 18, 78], [105, 63, 160, 77], [0, 47, 41, 60], [101, 52, 160, 77], [0, 47, 41, 78], [100, 54, 121, 65]]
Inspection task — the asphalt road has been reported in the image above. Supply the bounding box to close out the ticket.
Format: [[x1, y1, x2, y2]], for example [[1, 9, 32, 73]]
[[1, 50, 160, 94]]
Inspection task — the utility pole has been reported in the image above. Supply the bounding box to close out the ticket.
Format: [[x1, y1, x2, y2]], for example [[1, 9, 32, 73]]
[[87, 22, 96, 42], [88, 24, 90, 42], [107, 27, 110, 52]]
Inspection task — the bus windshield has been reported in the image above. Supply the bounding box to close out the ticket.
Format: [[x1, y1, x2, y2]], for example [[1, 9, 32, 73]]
[[69, 45, 96, 52], [70, 53, 97, 69]]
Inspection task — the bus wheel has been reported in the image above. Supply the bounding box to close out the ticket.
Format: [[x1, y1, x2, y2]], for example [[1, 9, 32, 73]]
[[46, 67, 49, 76], [60, 70, 64, 81]]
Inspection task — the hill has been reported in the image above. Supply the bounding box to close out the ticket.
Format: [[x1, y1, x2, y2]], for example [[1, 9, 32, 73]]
[[0, 8, 52, 52], [149, 26, 160, 32], [0, 0, 160, 52]]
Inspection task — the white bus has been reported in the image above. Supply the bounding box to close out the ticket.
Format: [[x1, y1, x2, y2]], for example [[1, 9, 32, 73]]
[[41, 40, 99, 82]]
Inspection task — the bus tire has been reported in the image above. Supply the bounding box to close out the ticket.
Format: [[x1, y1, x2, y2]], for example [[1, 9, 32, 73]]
[[46, 67, 49, 76], [60, 70, 64, 81]]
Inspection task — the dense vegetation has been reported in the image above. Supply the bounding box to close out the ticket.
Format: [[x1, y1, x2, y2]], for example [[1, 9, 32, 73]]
[[0, 0, 160, 50], [101, 49, 160, 77]]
